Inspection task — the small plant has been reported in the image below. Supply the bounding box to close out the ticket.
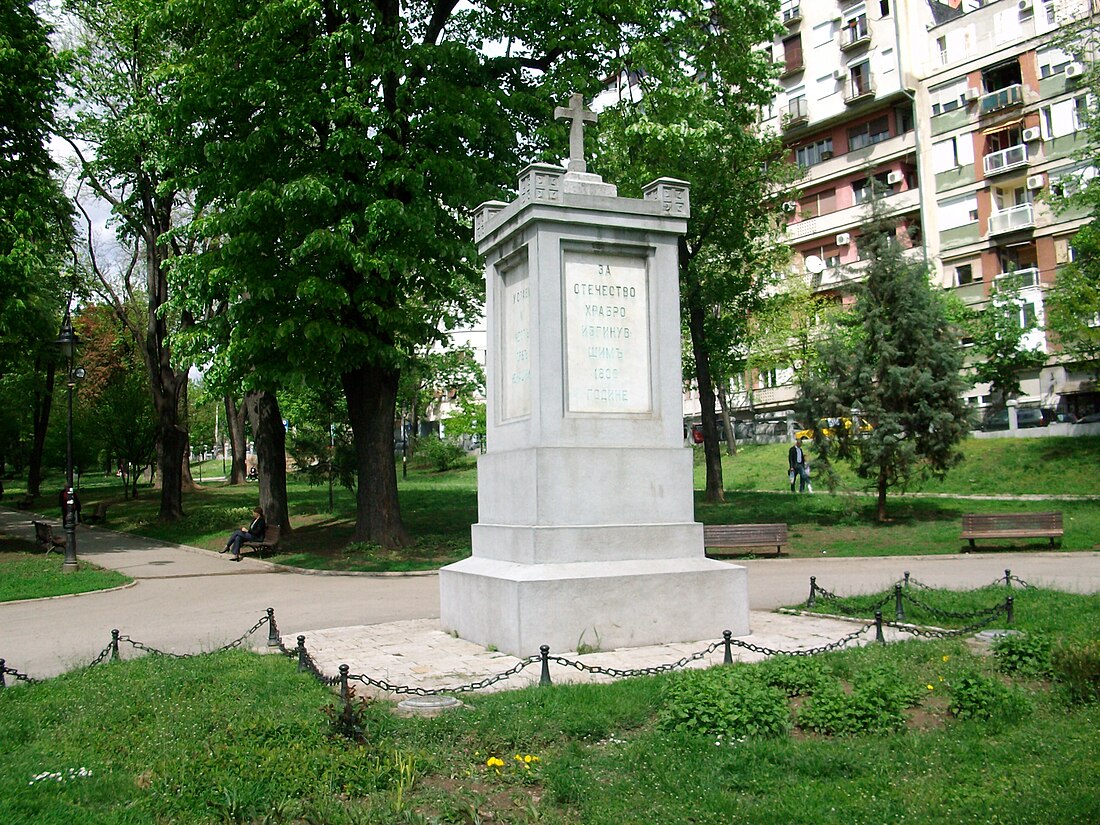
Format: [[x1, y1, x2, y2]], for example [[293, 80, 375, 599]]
[[757, 654, 833, 696], [948, 672, 1031, 722], [1052, 640, 1100, 704], [575, 628, 602, 655], [659, 666, 790, 739], [415, 437, 469, 471], [797, 663, 920, 735], [992, 632, 1053, 678]]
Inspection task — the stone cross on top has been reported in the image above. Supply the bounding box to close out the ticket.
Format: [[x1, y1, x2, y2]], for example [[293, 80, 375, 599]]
[[554, 93, 596, 174]]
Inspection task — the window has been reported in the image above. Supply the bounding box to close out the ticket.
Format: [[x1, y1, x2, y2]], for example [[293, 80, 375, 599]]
[[936, 36, 948, 66], [805, 245, 841, 268], [847, 115, 890, 151], [795, 137, 833, 168], [1038, 47, 1073, 79], [1043, 0, 1056, 25], [895, 103, 914, 134], [800, 187, 836, 218], [880, 0, 890, 16], [849, 61, 872, 96], [938, 193, 979, 230], [1041, 98, 1088, 139], [852, 173, 891, 205], [783, 34, 803, 74], [1074, 96, 1089, 131], [955, 264, 975, 286], [930, 79, 967, 115], [843, 14, 869, 46], [932, 134, 974, 173]]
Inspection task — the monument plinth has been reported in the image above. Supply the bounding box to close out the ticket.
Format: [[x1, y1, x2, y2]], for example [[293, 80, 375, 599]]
[[440, 99, 749, 656]]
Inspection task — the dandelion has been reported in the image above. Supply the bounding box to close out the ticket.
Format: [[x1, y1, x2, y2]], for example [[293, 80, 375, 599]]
[[926, 684, 935, 691], [486, 757, 505, 768], [942, 655, 950, 662]]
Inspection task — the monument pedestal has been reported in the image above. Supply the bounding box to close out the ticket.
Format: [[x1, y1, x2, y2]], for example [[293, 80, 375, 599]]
[[440, 154, 749, 657]]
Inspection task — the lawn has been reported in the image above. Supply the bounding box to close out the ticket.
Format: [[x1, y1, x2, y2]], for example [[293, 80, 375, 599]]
[[5, 436, 1099, 569], [0, 535, 131, 602], [2, 585, 1098, 824]]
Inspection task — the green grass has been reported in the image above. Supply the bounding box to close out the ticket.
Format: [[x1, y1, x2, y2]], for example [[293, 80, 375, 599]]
[[2, 588, 1098, 823], [6, 437, 1099, 570], [0, 535, 131, 602]]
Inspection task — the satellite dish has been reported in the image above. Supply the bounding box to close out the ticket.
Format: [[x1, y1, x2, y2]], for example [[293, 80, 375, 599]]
[[804, 255, 826, 274]]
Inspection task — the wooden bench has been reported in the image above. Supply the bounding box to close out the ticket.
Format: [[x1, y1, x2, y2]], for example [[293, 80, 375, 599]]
[[240, 524, 282, 558], [703, 523, 788, 556], [33, 520, 66, 553], [961, 512, 1063, 550], [84, 502, 109, 525]]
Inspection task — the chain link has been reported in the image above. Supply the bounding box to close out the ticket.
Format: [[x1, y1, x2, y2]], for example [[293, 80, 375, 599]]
[[813, 590, 892, 617], [900, 591, 1005, 621], [887, 604, 1008, 639], [1, 664, 39, 685], [346, 655, 542, 696]]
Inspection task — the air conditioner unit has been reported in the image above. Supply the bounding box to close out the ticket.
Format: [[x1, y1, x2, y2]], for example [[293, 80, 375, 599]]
[[1022, 126, 1042, 142], [1027, 174, 1046, 190], [964, 87, 981, 101], [820, 149, 834, 160], [783, 200, 799, 212], [886, 170, 904, 185], [1017, 0, 1033, 12], [1065, 62, 1085, 79], [833, 68, 847, 81], [836, 232, 851, 246]]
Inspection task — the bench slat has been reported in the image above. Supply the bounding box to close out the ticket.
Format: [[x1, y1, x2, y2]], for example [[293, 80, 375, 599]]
[[704, 523, 788, 555], [240, 525, 282, 557], [960, 512, 1063, 549]]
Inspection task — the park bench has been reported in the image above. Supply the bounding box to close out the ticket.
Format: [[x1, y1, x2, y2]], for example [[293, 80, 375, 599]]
[[84, 502, 109, 525], [33, 520, 66, 553], [240, 524, 282, 558], [960, 512, 1063, 550], [703, 523, 789, 556]]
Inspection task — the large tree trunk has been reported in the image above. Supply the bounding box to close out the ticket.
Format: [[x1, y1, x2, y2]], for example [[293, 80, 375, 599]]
[[342, 362, 408, 548], [686, 290, 725, 503], [717, 383, 737, 457], [245, 389, 291, 531], [224, 393, 248, 484], [26, 356, 56, 499]]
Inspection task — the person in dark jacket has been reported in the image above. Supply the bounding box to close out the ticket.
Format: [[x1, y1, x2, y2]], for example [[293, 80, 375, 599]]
[[788, 437, 809, 493], [59, 486, 82, 524], [222, 506, 265, 561]]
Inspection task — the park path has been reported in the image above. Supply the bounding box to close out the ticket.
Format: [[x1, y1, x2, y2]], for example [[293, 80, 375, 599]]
[[2, 505, 1100, 682]]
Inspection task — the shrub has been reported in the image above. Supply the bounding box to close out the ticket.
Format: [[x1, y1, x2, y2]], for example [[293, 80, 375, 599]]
[[992, 632, 1053, 678], [948, 672, 1031, 722], [415, 438, 468, 472], [797, 663, 919, 735], [757, 654, 833, 697], [659, 666, 790, 739], [1052, 640, 1100, 705]]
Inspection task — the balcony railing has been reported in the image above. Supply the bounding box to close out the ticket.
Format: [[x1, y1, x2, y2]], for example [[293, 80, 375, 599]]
[[988, 203, 1035, 235], [782, 4, 801, 25], [783, 98, 808, 129], [840, 24, 871, 50], [843, 77, 875, 104], [979, 83, 1023, 115], [995, 266, 1040, 288], [983, 144, 1029, 176]]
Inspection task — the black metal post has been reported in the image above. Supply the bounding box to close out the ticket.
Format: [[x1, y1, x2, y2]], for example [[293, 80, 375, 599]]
[[875, 610, 884, 644], [338, 664, 350, 703], [297, 635, 307, 671], [539, 645, 552, 687], [266, 607, 280, 647], [904, 571, 910, 589], [110, 629, 120, 661], [807, 576, 817, 608], [894, 583, 905, 622], [1, 659, 5, 688], [722, 630, 733, 664], [56, 314, 79, 573], [1006, 596, 1014, 625], [1005, 569, 1012, 589]]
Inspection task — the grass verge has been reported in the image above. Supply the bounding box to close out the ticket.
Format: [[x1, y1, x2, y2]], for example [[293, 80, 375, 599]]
[[1, 587, 1097, 823], [0, 535, 131, 602]]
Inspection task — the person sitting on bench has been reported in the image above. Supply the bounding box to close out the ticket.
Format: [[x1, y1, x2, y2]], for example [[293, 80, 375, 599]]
[[222, 507, 265, 561]]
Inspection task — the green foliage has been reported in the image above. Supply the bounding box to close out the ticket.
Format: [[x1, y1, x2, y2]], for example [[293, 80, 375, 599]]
[[992, 633, 1054, 679], [0, 539, 131, 602], [1052, 640, 1100, 705], [414, 438, 469, 472], [756, 654, 833, 697], [797, 663, 920, 735], [965, 275, 1047, 407], [659, 666, 791, 739], [948, 672, 1031, 723]]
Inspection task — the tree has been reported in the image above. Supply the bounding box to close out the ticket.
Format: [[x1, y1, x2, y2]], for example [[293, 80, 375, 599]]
[[595, 0, 795, 501], [398, 344, 486, 454], [60, 0, 198, 522], [161, 0, 726, 546], [803, 203, 969, 522], [967, 275, 1047, 409]]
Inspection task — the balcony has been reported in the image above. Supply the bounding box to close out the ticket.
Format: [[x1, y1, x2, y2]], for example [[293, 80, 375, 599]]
[[783, 98, 808, 129], [995, 266, 1040, 288], [983, 144, 1028, 176], [988, 203, 1035, 235], [782, 4, 801, 25], [979, 84, 1023, 115], [843, 77, 876, 105], [840, 24, 871, 51]]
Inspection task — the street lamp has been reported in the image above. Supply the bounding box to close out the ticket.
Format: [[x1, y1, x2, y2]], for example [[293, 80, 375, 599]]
[[55, 313, 82, 573]]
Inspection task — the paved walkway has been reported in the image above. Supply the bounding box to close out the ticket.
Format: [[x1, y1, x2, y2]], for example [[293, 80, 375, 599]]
[[3, 506, 1100, 691]]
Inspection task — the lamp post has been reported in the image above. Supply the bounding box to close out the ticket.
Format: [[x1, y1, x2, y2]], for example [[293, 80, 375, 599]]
[[55, 313, 81, 573]]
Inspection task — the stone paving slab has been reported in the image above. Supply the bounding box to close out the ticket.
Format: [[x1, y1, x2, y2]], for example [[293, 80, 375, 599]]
[[284, 611, 912, 698]]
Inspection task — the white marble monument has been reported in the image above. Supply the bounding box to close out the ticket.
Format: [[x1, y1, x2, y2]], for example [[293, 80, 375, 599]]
[[439, 94, 750, 656]]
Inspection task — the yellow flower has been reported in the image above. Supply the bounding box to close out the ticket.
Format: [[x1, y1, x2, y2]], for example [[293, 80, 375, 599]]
[[486, 757, 505, 768], [514, 754, 523, 762], [926, 684, 935, 691], [942, 655, 950, 663], [524, 754, 534, 763]]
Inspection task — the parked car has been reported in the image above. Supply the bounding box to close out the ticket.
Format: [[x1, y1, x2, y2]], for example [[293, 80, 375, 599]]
[[1077, 411, 1100, 424], [981, 407, 1056, 431], [794, 417, 873, 440]]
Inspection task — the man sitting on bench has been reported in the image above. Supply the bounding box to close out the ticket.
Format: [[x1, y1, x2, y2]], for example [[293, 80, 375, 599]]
[[222, 506, 265, 562]]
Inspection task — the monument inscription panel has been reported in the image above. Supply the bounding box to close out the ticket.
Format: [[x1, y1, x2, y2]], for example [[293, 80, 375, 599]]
[[563, 250, 651, 414], [500, 262, 531, 421]]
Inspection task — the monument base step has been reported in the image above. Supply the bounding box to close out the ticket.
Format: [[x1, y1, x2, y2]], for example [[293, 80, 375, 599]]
[[439, 556, 749, 658]]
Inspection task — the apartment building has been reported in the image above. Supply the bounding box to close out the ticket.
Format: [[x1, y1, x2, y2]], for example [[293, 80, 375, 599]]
[[710, 0, 1099, 430]]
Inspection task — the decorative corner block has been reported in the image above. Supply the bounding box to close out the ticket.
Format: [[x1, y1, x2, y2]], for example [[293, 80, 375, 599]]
[[642, 177, 691, 218], [473, 201, 509, 243], [518, 163, 565, 206]]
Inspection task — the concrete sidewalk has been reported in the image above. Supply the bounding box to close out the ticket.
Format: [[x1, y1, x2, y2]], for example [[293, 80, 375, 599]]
[[3, 505, 1099, 689]]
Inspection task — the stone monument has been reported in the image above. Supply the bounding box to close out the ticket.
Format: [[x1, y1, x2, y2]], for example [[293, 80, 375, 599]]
[[439, 94, 750, 656]]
